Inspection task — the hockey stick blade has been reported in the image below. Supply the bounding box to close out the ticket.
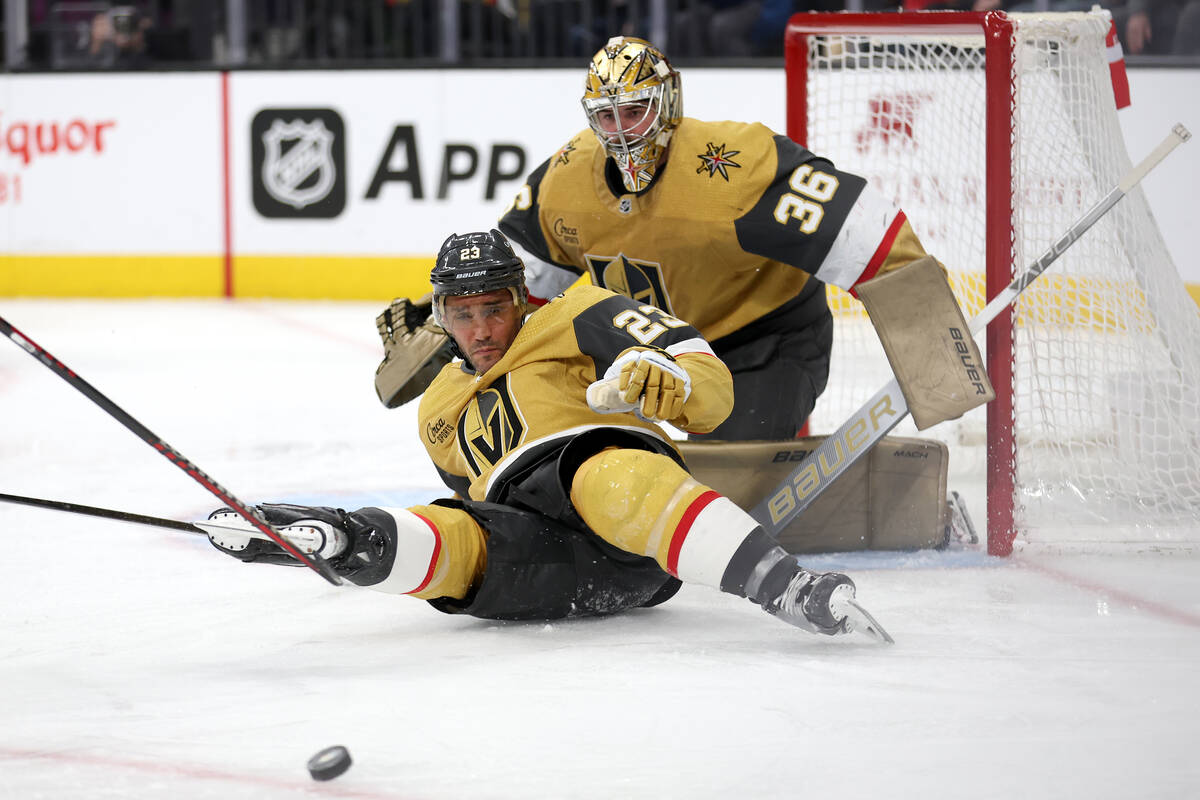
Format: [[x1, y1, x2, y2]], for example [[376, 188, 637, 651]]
[[0, 318, 342, 586], [750, 123, 1191, 536]]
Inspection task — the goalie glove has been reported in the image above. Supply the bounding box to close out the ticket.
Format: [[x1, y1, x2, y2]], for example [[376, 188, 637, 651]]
[[590, 347, 692, 423], [374, 294, 453, 409]]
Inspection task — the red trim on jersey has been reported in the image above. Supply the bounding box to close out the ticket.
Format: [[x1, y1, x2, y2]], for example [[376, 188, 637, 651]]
[[407, 513, 443, 594], [848, 210, 907, 299], [527, 294, 549, 307], [666, 490, 722, 577]]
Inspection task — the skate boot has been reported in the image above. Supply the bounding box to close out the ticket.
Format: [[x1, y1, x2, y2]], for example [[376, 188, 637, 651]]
[[755, 554, 855, 636], [200, 503, 396, 585]]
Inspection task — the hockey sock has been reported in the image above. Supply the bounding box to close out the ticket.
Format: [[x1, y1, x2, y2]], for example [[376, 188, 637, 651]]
[[570, 448, 762, 589]]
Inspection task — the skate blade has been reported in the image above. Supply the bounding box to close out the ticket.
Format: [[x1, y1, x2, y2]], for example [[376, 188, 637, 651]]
[[840, 598, 895, 645]]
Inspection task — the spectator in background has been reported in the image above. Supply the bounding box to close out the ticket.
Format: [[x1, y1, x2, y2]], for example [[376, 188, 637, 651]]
[[89, 5, 154, 68], [671, 0, 842, 58], [1114, 0, 1200, 54]]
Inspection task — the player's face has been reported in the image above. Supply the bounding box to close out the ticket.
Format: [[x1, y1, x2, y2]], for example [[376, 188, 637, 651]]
[[443, 289, 522, 373], [594, 101, 657, 140]]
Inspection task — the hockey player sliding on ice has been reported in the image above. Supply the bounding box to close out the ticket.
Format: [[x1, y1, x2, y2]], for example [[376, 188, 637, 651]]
[[205, 229, 889, 640], [375, 36, 993, 442]]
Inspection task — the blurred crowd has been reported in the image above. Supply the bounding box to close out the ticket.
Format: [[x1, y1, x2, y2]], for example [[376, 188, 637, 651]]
[[3, 0, 1198, 70]]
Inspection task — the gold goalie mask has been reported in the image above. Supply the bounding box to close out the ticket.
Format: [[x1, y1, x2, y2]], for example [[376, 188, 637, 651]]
[[581, 36, 682, 193]]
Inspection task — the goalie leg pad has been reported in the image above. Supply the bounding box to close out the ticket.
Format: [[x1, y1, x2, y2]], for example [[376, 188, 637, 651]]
[[855, 255, 995, 430]]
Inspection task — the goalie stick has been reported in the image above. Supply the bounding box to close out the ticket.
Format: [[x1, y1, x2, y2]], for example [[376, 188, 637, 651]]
[[588, 125, 1193, 535], [0, 319, 343, 585], [748, 123, 1192, 535]]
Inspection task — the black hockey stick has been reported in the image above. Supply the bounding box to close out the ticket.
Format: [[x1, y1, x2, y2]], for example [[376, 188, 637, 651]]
[[0, 492, 205, 535], [748, 123, 1192, 535], [0, 491, 330, 555], [0, 318, 342, 586]]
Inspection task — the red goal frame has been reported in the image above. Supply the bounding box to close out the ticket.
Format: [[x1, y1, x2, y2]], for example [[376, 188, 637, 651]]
[[784, 11, 1020, 556]]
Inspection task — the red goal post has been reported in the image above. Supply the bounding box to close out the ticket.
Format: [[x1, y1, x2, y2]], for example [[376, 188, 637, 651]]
[[784, 11, 1200, 555]]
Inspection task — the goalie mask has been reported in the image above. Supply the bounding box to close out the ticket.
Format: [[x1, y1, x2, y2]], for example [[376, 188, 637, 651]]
[[582, 36, 682, 193], [430, 229, 528, 331]]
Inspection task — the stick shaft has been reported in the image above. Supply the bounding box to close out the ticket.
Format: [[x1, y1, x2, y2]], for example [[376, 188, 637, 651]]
[[0, 492, 204, 534], [0, 317, 341, 585]]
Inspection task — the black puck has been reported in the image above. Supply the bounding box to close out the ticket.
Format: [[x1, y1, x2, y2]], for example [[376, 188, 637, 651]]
[[307, 745, 352, 781]]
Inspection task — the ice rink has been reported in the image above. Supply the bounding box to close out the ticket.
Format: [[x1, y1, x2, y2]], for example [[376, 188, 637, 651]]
[[2, 299, 1199, 800]]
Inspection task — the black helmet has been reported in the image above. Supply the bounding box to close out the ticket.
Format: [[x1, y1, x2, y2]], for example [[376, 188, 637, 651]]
[[430, 229, 528, 328]]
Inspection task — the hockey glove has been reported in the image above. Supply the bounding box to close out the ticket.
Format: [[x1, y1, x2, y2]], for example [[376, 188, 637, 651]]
[[596, 347, 692, 423], [374, 294, 453, 409]]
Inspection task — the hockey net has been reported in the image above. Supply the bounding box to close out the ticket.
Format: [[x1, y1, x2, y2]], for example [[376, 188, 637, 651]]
[[786, 10, 1200, 554]]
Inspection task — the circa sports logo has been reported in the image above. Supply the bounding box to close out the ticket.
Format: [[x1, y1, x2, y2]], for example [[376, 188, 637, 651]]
[[251, 108, 346, 218]]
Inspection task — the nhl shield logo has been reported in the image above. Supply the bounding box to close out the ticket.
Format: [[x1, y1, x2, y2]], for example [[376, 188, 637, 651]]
[[251, 108, 346, 218]]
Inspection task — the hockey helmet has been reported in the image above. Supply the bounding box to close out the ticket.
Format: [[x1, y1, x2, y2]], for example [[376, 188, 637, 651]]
[[430, 229, 528, 329], [582, 36, 682, 193]]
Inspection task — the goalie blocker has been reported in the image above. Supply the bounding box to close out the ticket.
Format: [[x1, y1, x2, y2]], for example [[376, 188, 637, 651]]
[[856, 255, 994, 430]]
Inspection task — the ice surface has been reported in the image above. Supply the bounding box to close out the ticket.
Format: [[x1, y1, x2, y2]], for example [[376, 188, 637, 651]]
[[2, 299, 1199, 800]]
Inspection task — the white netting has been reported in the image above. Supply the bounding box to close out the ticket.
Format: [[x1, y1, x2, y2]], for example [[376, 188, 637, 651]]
[[798, 11, 1200, 548]]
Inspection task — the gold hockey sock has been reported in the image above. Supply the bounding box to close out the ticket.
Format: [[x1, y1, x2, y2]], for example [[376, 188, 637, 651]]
[[570, 448, 759, 588]]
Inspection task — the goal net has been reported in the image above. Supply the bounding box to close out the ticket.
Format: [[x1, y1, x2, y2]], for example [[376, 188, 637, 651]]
[[786, 10, 1200, 554]]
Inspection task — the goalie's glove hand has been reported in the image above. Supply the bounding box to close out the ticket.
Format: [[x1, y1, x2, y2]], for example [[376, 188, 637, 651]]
[[602, 347, 692, 423], [373, 293, 452, 409], [376, 293, 434, 346]]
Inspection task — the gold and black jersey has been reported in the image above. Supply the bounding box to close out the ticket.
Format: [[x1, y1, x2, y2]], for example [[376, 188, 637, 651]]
[[498, 118, 927, 342], [417, 284, 733, 502]]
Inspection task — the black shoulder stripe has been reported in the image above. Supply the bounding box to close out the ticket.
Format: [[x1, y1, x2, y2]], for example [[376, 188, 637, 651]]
[[573, 293, 705, 378], [497, 157, 560, 267], [734, 135, 867, 273]]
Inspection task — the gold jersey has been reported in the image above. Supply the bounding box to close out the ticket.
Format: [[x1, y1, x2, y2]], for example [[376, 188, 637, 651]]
[[499, 117, 927, 342], [418, 284, 733, 501]]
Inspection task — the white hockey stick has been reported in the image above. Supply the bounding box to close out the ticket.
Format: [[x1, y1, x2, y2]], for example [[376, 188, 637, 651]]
[[746, 123, 1191, 534]]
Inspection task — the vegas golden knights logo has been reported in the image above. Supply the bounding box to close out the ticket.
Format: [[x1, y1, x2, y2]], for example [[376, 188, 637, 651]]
[[584, 253, 674, 315], [457, 375, 527, 478]]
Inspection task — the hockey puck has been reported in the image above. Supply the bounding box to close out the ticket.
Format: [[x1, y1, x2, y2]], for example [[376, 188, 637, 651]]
[[307, 745, 352, 781]]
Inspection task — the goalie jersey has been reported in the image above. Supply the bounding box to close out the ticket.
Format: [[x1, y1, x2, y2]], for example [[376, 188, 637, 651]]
[[498, 118, 928, 342], [418, 284, 733, 501]]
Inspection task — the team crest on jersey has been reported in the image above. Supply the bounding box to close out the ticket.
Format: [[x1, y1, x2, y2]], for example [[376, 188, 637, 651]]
[[585, 253, 674, 314], [696, 142, 741, 181], [457, 375, 527, 479]]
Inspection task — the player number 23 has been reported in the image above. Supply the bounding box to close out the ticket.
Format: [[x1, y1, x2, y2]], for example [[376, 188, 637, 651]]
[[773, 165, 838, 234], [613, 306, 687, 345]]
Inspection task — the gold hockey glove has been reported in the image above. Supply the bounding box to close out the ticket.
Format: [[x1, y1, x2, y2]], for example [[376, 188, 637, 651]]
[[610, 347, 692, 423], [374, 294, 453, 409]]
